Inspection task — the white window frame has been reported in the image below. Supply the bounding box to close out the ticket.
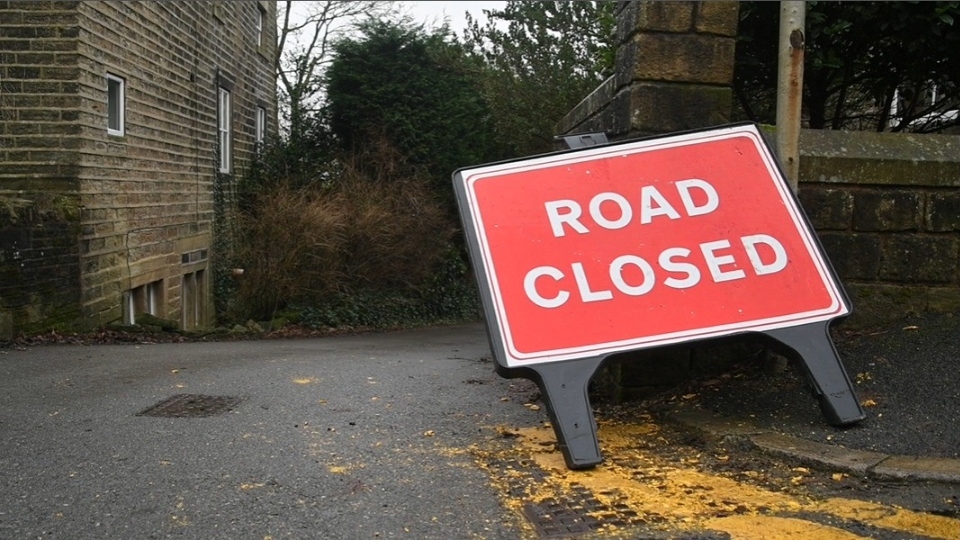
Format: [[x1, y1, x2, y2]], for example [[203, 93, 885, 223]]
[[106, 73, 125, 136], [218, 86, 231, 173], [256, 106, 266, 144], [256, 6, 264, 48]]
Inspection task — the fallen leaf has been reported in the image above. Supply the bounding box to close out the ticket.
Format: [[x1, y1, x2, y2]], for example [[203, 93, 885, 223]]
[[791, 467, 810, 474], [423, 430, 435, 437], [862, 399, 878, 407], [832, 473, 847, 481]]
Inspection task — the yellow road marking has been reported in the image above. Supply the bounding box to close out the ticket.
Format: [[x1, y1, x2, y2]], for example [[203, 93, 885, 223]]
[[476, 418, 960, 539]]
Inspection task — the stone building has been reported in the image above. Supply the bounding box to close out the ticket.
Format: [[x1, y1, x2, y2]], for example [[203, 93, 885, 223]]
[[0, 1, 277, 337]]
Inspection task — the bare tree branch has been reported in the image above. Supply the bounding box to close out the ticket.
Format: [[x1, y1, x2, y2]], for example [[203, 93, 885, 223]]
[[275, 1, 395, 137]]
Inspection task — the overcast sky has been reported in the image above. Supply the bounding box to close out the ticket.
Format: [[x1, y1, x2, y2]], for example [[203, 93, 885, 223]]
[[397, 1, 505, 33]]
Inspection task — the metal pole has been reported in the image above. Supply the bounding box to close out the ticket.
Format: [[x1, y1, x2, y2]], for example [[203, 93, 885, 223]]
[[776, 1, 805, 193]]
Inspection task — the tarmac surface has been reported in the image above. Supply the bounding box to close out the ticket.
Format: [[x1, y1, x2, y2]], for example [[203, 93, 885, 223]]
[[1, 315, 958, 539], [669, 309, 960, 478], [0, 326, 533, 539]]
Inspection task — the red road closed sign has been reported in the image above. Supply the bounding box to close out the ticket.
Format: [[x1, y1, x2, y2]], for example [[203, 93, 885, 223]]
[[455, 124, 848, 368]]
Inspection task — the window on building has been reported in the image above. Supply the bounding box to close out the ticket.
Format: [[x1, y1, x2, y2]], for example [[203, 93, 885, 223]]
[[123, 279, 164, 325], [218, 86, 231, 173], [182, 269, 207, 330], [257, 4, 265, 48], [181, 249, 209, 330], [256, 106, 266, 144], [106, 73, 125, 136]]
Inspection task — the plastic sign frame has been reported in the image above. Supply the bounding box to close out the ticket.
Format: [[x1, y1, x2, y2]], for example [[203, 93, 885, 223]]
[[453, 123, 864, 469]]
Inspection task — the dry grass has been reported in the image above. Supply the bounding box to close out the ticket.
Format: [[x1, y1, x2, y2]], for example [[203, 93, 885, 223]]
[[231, 148, 456, 320]]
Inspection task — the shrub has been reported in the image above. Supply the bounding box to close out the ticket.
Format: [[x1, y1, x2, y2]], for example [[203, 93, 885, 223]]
[[230, 145, 459, 322]]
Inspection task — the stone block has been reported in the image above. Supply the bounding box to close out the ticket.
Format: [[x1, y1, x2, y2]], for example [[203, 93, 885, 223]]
[[614, 2, 639, 44], [879, 236, 959, 283], [555, 76, 616, 136], [613, 346, 692, 387], [816, 232, 881, 281], [927, 192, 960, 232], [633, 1, 695, 33], [0, 310, 12, 340], [614, 36, 637, 90], [798, 186, 853, 230], [761, 277, 949, 330], [925, 285, 960, 312], [799, 129, 960, 188], [628, 82, 733, 135], [853, 190, 923, 232], [632, 33, 735, 85], [750, 433, 888, 474], [695, 2, 740, 36], [610, 88, 634, 137], [872, 456, 960, 483]]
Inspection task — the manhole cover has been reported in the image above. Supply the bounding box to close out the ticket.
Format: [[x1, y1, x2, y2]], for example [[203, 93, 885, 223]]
[[486, 457, 645, 538], [137, 394, 242, 418]]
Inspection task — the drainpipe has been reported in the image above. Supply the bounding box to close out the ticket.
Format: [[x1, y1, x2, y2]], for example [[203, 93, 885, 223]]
[[776, 1, 805, 193]]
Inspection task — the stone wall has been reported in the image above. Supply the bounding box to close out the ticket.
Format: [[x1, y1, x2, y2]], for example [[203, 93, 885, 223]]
[[0, 1, 277, 337], [797, 129, 960, 328], [0, 1, 84, 336]]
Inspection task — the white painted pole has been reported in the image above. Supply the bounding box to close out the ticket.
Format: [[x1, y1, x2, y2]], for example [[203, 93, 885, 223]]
[[776, 1, 805, 193]]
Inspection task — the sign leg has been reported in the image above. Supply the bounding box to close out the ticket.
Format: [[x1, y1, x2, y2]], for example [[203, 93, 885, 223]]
[[524, 356, 605, 469], [764, 322, 865, 426]]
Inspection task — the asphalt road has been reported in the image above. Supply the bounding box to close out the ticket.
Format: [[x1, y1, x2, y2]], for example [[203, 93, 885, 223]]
[[0, 324, 535, 540], [689, 310, 960, 459], [2, 321, 957, 540]]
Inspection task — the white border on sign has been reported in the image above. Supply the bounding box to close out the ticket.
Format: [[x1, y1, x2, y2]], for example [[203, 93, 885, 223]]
[[460, 124, 848, 367]]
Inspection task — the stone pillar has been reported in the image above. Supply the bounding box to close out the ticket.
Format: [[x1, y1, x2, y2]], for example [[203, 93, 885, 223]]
[[557, 1, 740, 140], [555, 2, 742, 398], [613, 1, 739, 137]]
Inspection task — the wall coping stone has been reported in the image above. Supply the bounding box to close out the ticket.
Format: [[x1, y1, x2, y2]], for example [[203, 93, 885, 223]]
[[798, 129, 960, 188], [555, 75, 616, 137]]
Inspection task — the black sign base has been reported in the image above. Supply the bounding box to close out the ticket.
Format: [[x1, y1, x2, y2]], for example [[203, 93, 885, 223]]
[[499, 357, 605, 469], [496, 320, 865, 470], [764, 321, 865, 425]]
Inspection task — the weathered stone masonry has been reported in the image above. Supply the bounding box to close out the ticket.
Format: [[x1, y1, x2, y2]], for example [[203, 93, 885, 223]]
[[798, 130, 960, 327], [557, 1, 739, 139], [0, 1, 276, 337]]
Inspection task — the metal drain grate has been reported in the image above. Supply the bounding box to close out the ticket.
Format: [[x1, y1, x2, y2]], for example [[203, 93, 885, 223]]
[[487, 457, 646, 538], [137, 394, 241, 418]]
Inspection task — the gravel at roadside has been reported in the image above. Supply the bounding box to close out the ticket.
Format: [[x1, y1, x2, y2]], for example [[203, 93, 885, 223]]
[[683, 310, 960, 459]]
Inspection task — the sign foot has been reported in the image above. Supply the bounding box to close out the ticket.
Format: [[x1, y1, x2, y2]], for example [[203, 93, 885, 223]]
[[764, 322, 865, 426], [508, 356, 605, 469]]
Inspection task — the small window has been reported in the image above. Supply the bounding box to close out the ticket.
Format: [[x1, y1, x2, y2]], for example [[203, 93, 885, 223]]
[[256, 106, 266, 144], [123, 279, 164, 325], [218, 87, 231, 173], [182, 269, 207, 330], [106, 73, 125, 136], [256, 5, 265, 48]]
